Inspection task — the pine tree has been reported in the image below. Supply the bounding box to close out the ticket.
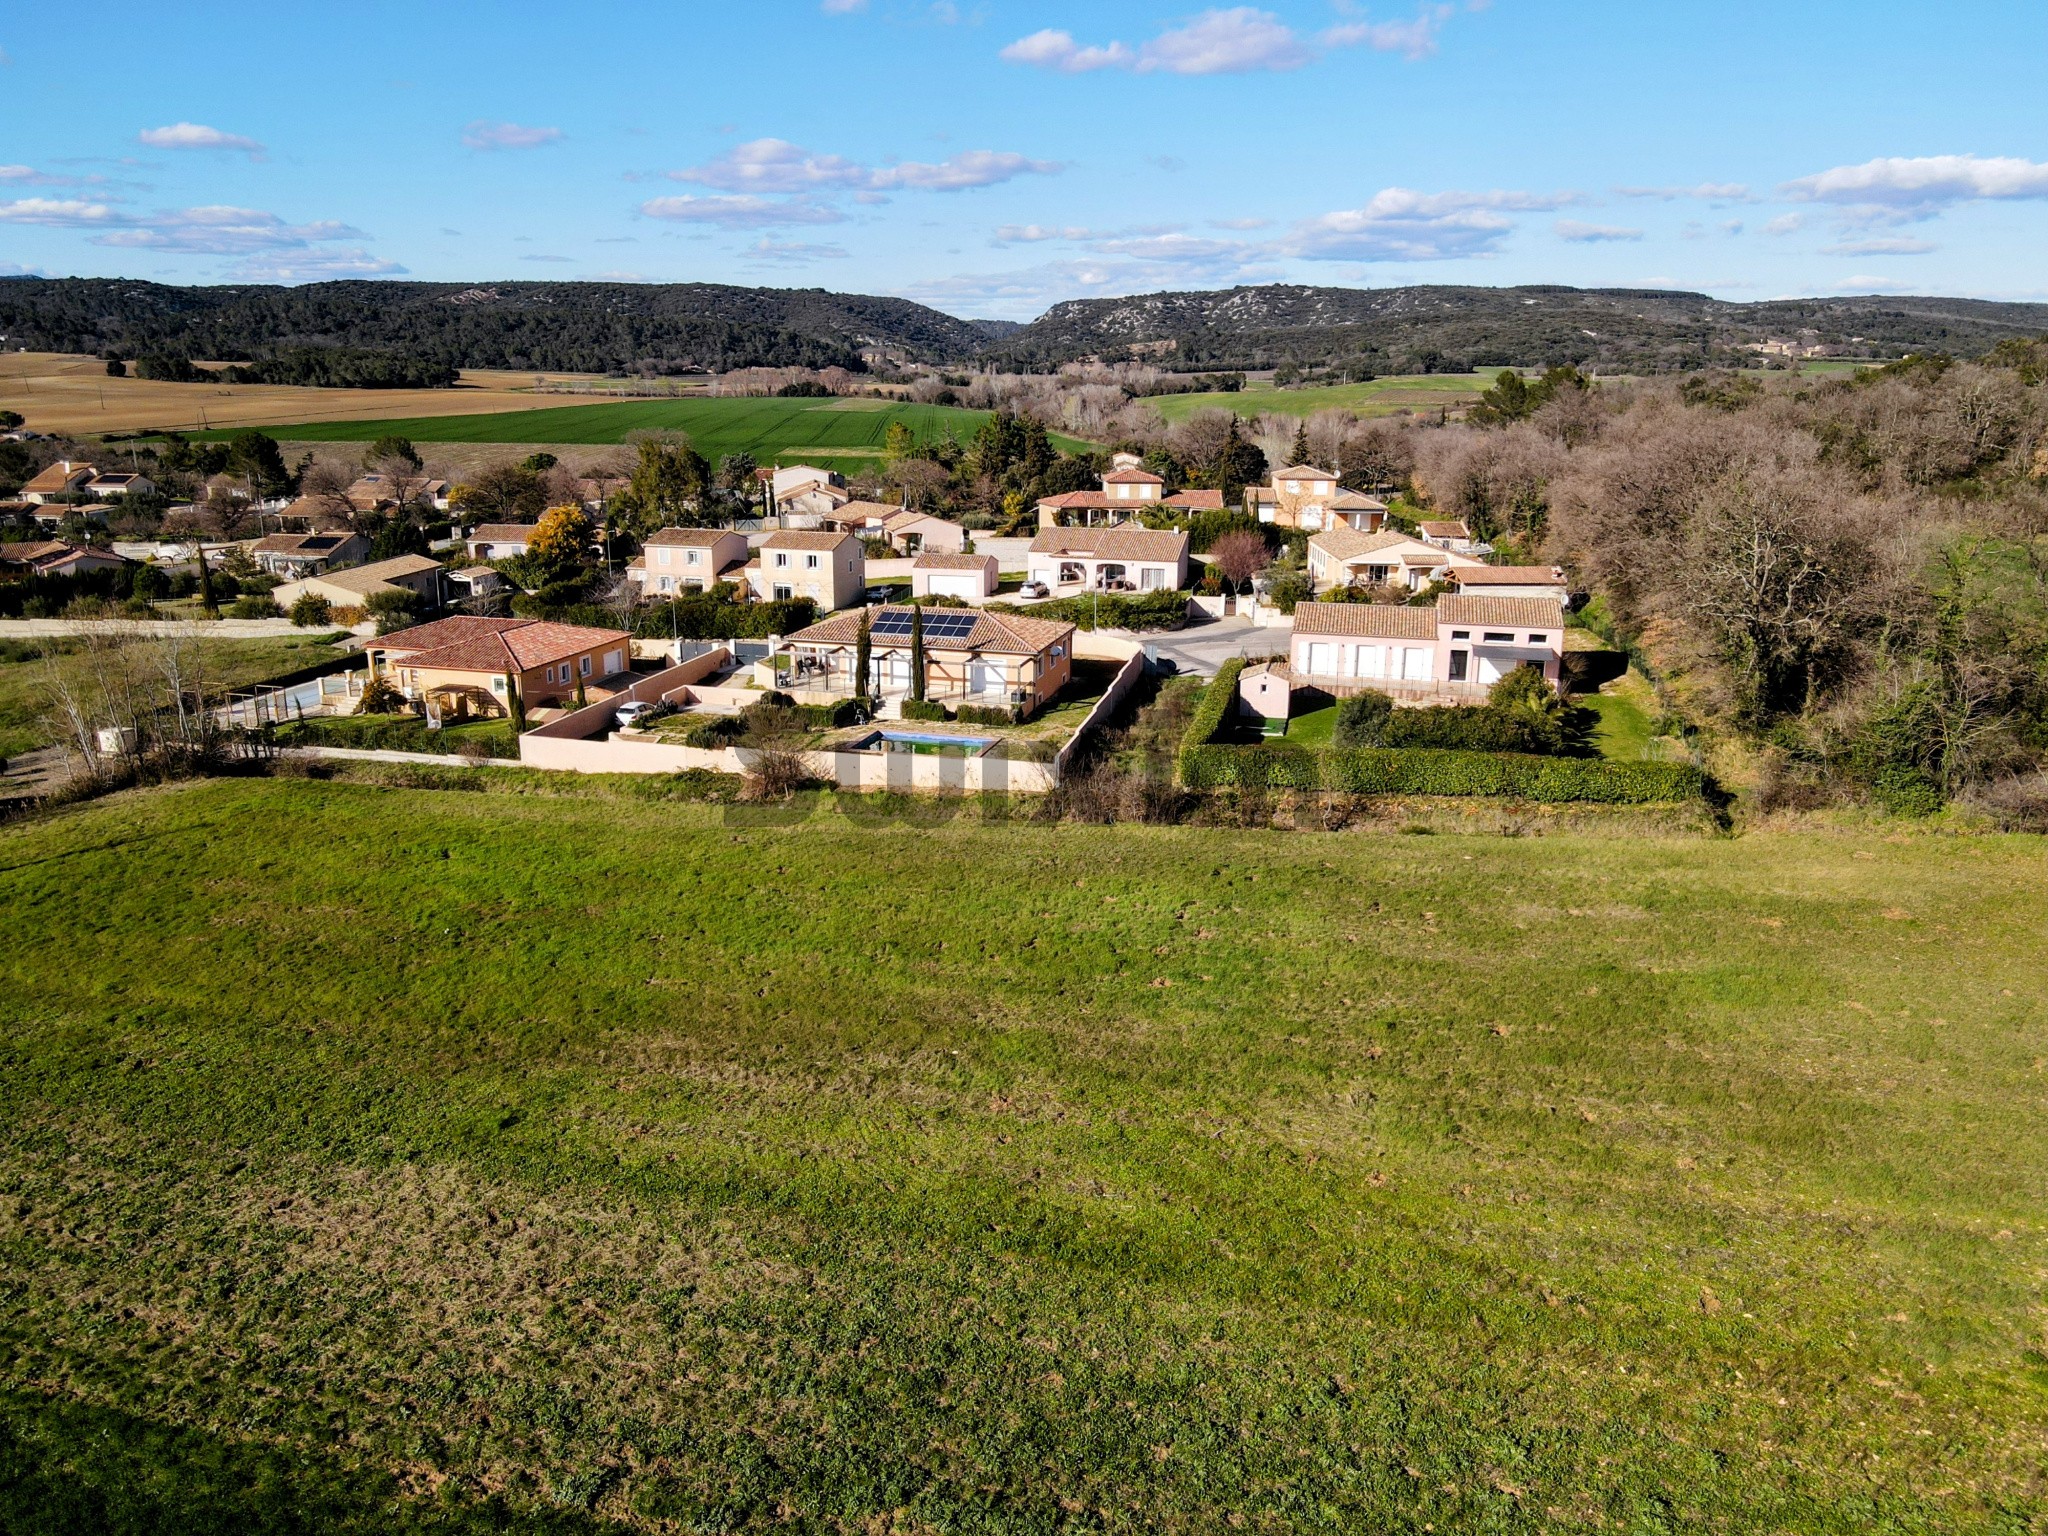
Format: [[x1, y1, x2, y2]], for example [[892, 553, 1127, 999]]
[[1290, 422, 1311, 468]]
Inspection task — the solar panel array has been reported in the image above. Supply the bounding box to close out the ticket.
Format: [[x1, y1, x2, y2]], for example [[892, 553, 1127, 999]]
[[870, 609, 980, 644]]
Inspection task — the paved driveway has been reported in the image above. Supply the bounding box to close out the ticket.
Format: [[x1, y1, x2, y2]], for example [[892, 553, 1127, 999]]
[[1145, 616, 1292, 678]]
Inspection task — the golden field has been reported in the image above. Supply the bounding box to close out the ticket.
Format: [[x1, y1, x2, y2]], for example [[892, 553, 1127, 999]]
[[0, 352, 615, 437]]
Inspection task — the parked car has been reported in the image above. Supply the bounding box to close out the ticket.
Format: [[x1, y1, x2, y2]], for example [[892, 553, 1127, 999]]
[[614, 700, 655, 731], [1018, 580, 1050, 599]]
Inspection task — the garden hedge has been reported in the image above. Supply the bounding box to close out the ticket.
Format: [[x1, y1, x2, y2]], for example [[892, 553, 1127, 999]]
[[1178, 657, 1245, 770], [1178, 742, 1704, 803], [900, 699, 949, 723]]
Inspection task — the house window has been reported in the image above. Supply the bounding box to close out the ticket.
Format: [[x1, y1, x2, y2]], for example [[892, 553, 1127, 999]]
[[1141, 566, 1162, 590], [1448, 649, 1469, 681], [685, 549, 701, 565], [774, 552, 789, 567], [1483, 631, 1514, 642], [579, 656, 592, 677], [1306, 642, 1335, 675], [1528, 633, 1548, 644], [773, 583, 792, 601], [657, 549, 672, 567], [1451, 629, 1470, 639], [805, 554, 819, 570], [659, 576, 673, 593], [489, 676, 506, 694]]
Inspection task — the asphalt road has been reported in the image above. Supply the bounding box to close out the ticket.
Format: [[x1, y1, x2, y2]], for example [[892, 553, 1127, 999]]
[[1144, 616, 1292, 678]]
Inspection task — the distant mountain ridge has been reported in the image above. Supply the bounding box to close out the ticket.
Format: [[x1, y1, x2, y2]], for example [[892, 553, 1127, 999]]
[[0, 277, 991, 375], [0, 276, 2039, 380], [980, 284, 2048, 374]]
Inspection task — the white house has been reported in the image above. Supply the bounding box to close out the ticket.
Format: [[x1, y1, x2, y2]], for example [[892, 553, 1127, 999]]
[[912, 552, 999, 600], [1417, 519, 1480, 553], [1306, 527, 1487, 594], [1036, 466, 1166, 528], [1444, 565, 1572, 605], [85, 472, 155, 499], [465, 523, 538, 561], [1027, 526, 1189, 594], [1289, 595, 1566, 702]]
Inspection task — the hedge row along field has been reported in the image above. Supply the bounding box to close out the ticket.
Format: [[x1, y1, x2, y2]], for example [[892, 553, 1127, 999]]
[[1176, 659, 1706, 803]]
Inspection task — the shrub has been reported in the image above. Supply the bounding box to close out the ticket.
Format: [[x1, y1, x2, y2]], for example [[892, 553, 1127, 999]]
[[683, 717, 745, 750], [357, 676, 406, 715], [986, 589, 1189, 631], [289, 592, 332, 628], [900, 698, 950, 722], [795, 698, 864, 728], [1178, 742, 1704, 802], [956, 703, 1020, 727]]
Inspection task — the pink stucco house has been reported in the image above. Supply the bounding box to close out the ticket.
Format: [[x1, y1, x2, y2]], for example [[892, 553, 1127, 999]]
[[1289, 595, 1566, 704]]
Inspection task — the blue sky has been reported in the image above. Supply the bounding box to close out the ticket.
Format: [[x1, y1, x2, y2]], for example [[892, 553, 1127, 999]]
[[3, 1, 2045, 319]]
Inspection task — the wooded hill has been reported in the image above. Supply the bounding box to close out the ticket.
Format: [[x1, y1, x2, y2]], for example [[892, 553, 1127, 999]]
[[979, 284, 2048, 375], [0, 277, 994, 376], [3, 276, 2041, 381]]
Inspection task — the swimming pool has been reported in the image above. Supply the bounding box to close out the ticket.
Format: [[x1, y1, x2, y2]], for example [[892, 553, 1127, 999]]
[[850, 730, 996, 757]]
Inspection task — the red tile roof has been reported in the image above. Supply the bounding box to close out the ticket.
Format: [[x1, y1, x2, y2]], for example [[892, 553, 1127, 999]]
[[1163, 488, 1225, 511], [379, 617, 633, 675], [1029, 526, 1188, 561]]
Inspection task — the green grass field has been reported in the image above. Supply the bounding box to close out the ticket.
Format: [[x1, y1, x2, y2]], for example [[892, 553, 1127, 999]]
[[2, 775, 2044, 1532], [188, 396, 1090, 462], [0, 633, 346, 760], [1148, 375, 1494, 424]]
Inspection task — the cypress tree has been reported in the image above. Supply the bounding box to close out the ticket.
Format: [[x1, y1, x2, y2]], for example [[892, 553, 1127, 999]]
[[855, 608, 872, 698], [909, 605, 927, 703]]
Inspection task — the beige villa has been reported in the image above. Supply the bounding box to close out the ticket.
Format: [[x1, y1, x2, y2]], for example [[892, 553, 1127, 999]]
[[366, 615, 634, 719], [1247, 465, 1388, 533], [1026, 526, 1188, 594], [628, 526, 750, 596], [272, 554, 445, 612], [778, 605, 1075, 714], [1289, 595, 1567, 703], [745, 529, 865, 611]]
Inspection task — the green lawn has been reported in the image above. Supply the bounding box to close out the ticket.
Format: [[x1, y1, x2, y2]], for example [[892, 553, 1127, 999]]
[[1148, 374, 1494, 423], [1584, 670, 1677, 762], [185, 396, 1093, 463], [1282, 702, 1338, 745], [1, 776, 2044, 1531], [0, 633, 347, 760]]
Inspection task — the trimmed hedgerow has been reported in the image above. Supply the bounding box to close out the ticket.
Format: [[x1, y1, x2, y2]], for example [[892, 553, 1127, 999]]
[[795, 698, 865, 729], [1178, 742, 1703, 803], [899, 699, 950, 723], [956, 703, 1021, 727], [1177, 658, 1245, 772]]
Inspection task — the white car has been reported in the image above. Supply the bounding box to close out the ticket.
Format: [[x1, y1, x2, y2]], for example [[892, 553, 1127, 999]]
[[614, 700, 655, 731], [1018, 580, 1051, 599]]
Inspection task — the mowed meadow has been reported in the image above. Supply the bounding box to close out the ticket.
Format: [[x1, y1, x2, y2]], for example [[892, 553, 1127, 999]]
[[191, 396, 1076, 465], [2, 777, 2046, 1532]]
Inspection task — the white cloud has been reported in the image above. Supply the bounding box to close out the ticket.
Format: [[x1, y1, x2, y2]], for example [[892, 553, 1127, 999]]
[[1764, 213, 1806, 236], [672, 138, 1057, 194], [1292, 187, 1582, 261], [90, 205, 372, 256], [1782, 154, 2048, 220], [230, 249, 406, 281], [137, 122, 266, 156], [741, 237, 851, 264], [674, 138, 870, 192], [999, 29, 1135, 72], [1821, 236, 1937, 257], [638, 194, 846, 228], [1000, 5, 1459, 75], [1211, 216, 1272, 230], [461, 121, 565, 151], [1555, 219, 1644, 243], [993, 223, 1095, 244], [1614, 182, 1753, 201], [0, 165, 81, 187], [0, 197, 128, 227]]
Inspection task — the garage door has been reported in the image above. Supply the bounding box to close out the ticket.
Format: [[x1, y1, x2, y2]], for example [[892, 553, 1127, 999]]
[[930, 573, 980, 599]]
